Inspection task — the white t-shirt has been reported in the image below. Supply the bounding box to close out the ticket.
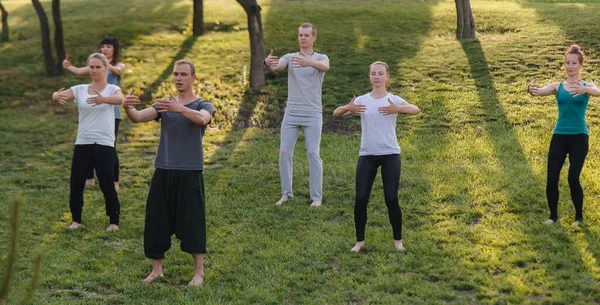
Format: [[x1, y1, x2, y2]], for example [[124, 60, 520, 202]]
[[71, 84, 121, 147], [354, 93, 405, 156]]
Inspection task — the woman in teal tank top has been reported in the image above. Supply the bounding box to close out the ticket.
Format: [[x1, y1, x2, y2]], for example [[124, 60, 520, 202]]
[[63, 36, 126, 190], [528, 45, 600, 226]]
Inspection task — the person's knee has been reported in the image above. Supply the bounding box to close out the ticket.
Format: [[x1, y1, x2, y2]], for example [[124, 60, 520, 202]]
[[567, 176, 581, 187], [280, 150, 293, 158], [307, 150, 321, 161]]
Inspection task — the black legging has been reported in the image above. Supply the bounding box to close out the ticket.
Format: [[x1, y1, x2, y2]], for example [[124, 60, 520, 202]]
[[546, 133, 588, 221], [70, 144, 121, 225], [86, 119, 120, 181], [355, 154, 402, 242]]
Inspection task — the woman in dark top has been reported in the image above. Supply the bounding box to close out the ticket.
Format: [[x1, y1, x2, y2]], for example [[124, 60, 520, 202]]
[[528, 44, 600, 226]]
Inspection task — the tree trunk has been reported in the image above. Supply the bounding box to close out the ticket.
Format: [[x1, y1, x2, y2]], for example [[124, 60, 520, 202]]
[[455, 0, 476, 40], [192, 0, 204, 36], [236, 0, 265, 90], [32, 0, 58, 75], [52, 0, 65, 72], [0, 1, 8, 42]]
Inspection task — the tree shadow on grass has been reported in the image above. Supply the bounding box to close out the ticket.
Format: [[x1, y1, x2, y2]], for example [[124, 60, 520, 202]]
[[204, 1, 489, 304], [461, 38, 599, 303], [139, 35, 198, 102]]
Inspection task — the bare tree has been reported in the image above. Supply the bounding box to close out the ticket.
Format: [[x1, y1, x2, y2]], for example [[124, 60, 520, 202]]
[[455, 0, 476, 40], [52, 0, 65, 72], [31, 0, 65, 75], [236, 0, 265, 89], [193, 0, 204, 36], [0, 1, 8, 42], [32, 0, 57, 74]]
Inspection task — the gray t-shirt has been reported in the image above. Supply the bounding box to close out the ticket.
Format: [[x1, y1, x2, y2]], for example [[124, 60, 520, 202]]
[[281, 52, 329, 113], [355, 93, 405, 156], [152, 99, 215, 170], [71, 84, 121, 147]]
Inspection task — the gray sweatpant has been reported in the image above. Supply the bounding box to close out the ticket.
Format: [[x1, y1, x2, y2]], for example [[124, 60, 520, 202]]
[[279, 110, 323, 201]]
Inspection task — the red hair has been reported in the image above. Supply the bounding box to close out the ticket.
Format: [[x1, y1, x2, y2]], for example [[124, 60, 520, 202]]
[[565, 44, 585, 64]]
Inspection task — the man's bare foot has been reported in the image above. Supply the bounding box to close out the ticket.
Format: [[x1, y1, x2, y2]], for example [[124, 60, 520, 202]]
[[106, 224, 119, 232], [310, 200, 322, 207], [141, 271, 163, 284], [394, 239, 406, 252], [572, 220, 581, 227], [275, 196, 288, 206], [68, 222, 84, 229], [350, 241, 364, 253], [544, 219, 555, 225], [114, 182, 120, 191], [85, 179, 95, 186], [188, 275, 204, 286]]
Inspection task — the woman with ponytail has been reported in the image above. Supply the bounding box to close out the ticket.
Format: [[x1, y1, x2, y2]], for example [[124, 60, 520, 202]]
[[333, 61, 420, 253], [528, 44, 600, 226]]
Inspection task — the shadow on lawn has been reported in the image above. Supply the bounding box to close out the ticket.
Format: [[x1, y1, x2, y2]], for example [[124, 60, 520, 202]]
[[195, 0, 480, 304], [140, 35, 198, 102], [461, 38, 598, 302]]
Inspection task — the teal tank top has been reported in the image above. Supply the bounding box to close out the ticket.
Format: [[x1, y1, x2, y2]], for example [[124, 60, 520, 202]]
[[107, 70, 122, 120], [554, 82, 589, 135]]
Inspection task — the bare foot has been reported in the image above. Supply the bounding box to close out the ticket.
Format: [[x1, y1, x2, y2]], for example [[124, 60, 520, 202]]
[[394, 239, 406, 252], [350, 241, 364, 253], [68, 222, 84, 229], [188, 275, 204, 287], [544, 219, 555, 225], [310, 200, 322, 207], [106, 224, 119, 232], [275, 196, 288, 206], [85, 179, 95, 186], [572, 220, 581, 227], [114, 182, 120, 191], [141, 271, 163, 284]]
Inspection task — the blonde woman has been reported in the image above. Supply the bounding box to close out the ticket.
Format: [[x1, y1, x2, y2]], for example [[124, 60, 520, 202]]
[[333, 61, 420, 253], [52, 53, 124, 231], [63, 36, 125, 189]]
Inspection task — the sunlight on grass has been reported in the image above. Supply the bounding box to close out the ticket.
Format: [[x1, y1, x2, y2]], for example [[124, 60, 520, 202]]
[[4, 0, 600, 304]]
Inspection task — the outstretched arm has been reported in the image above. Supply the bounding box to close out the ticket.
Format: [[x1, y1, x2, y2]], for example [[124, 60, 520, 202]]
[[52, 87, 75, 105], [108, 63, 126, 77], [265, 49, 287, 72], [121, 89, 159, 123], [528, 79, 559, 97], [63, 55, 89, 76], [333, 96, 365, 117]]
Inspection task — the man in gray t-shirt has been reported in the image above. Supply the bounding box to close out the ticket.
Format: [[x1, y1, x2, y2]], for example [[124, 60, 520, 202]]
[[122, 59, 214, 287], [265, 22, 330, 207]]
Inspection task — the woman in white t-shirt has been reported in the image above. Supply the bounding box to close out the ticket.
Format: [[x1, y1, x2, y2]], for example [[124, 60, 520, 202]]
[[52, 53, 124, 232], [333, 61, 420, 253]]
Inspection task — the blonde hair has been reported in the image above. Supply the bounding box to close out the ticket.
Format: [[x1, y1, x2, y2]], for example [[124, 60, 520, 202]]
[[174, 59, 196, 76], [369, 61, 389, 74], [369, 61, 390, 88], [87, 53, 109, 67], [300, 23, 316, 36]]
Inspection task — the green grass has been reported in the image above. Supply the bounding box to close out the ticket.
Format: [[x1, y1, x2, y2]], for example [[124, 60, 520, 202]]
[[3, 0, 600, 304]]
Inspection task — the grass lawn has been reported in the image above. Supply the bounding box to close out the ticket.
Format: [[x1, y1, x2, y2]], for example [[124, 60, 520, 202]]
[[2, 0, 600, 304]]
